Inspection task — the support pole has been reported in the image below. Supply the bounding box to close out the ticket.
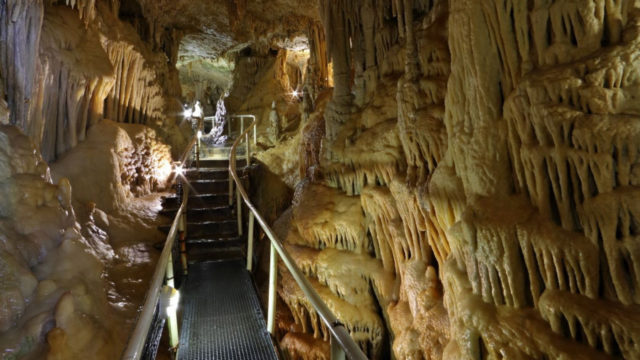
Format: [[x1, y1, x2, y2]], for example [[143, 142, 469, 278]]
[[253, 117, 257, 145], [196, 135, 200, 170], [246, 212, 255, 271], [179, 212, 188, 275], [330, 334, 347, 360], [245, 131, 250, 163], [162, 286, 180, 349], [267, 244, 278, 334], [236, 186, 243, 236], [165, 254, 175, 289], [228, 170, 234, 206]]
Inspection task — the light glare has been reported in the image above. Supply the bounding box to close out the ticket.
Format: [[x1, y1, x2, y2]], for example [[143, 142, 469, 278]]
[[174, 164, 184, 176], [290, 89, 302, 99]]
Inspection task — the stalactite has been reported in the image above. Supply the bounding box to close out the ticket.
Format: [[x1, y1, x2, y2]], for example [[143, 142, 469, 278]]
[[34, 5, 114, 160], [442, 260, 611, 360], [396, 0, 449, 185], [1, 1, 182, 162], [279, 268, 386, 359], [292, 182, 369, 254], [539, 290, 640, 358], [389, 179, 433, 265], [361, 186, 404, 274], [0, 0, 44, 129], [307, 22, 329, 93], [440, 1, 640, 357]]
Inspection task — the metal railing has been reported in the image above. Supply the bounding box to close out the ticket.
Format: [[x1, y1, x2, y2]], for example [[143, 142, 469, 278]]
[[202, 114, 257, 144], [229, 118, 368, 360], [121, 133, 197, 360]]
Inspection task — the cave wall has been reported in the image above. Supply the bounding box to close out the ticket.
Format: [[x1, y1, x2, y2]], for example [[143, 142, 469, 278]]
[[442, 1, 640, 358], [0, 0, 186, 162], [0, 1, 182, 358], [259, 0, 640, 359]]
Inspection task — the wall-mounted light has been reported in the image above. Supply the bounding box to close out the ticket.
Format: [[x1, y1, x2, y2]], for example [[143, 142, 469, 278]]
[[174, 163, 184, 176], [183, 107, 193, 118]]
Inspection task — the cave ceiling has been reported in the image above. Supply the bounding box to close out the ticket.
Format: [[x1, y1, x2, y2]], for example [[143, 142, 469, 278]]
[[135, 0, 319, 61]]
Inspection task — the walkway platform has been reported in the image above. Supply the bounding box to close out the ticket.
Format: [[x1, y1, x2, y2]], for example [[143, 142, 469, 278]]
[[177, 260, 279, 360]]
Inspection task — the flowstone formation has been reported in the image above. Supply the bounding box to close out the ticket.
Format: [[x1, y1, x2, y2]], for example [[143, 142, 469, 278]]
[[0, 123, 169, 359], [246, 0, 640, 359]]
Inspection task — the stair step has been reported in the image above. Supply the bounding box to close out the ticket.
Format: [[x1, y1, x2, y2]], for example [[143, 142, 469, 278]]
[[160, 207, 233, 222], [174, 179, 230, 194], [187, 235, 243, 246], [162, 194, 230, 209], [197, 159, 246, 168], [159, 219, 237, 234], [185, 168, 248, 180], [187, 246, 244, 263]]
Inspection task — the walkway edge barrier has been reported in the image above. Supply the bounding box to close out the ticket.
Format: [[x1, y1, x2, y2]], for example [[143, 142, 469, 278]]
[[121, 131, 198, 360], [229, 118, 369, 360]]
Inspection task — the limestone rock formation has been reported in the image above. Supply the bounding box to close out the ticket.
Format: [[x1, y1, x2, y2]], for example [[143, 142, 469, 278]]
[[0, 0, 186, 162], [253, 0, 640, 359], [0, 124, 166, 359], [2, 0, 640, 359]]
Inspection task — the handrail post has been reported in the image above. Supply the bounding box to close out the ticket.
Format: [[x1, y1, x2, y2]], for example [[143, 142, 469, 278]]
[[267, 243, 278, 334], [179, 211, 188, 275], [236, 185, 243, 236], [331, 334, 346, 360], [165, 254, 175, 289], [245, 130, 250, 162], [246, 212, 255, 271], [162, 285, 180, 350], [196, 133, 201, 171], [252, 116, 257, 145], [228, 171, 234, 206]]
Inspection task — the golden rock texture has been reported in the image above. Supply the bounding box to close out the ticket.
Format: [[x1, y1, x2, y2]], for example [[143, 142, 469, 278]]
[[256, 0, 640, 359], [1, 0, 640, 359]]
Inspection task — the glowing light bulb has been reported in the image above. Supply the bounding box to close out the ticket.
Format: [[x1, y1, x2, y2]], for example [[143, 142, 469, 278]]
[[197, 130, 202, 139], [174, 164, 184, 176], [183, 108, 193, 118], [291, 89, 300, 98]]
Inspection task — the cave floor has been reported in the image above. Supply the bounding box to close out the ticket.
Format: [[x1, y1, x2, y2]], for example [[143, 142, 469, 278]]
[[177, 259, 279, 360]]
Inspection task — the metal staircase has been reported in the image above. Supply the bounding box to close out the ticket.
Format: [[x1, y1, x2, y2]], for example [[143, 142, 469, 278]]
[[160, 159, 247, 263], [159, 156, 278, 359], [121, 115, 368, 360]]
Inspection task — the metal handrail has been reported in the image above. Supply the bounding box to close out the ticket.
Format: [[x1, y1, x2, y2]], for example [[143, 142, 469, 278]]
[[121, 187, 188, 360], [121, 133, 197, 360], [229, 119, 368, 360], [229, 115, 257, 145], [202, 114, 257, 145]]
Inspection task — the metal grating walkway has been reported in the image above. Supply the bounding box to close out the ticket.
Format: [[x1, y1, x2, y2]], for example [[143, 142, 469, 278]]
[[177, 260, 279, 360]]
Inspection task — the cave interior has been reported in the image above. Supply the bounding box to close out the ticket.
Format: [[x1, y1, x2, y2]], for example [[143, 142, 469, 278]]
[[0, 0, 639, 359]]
